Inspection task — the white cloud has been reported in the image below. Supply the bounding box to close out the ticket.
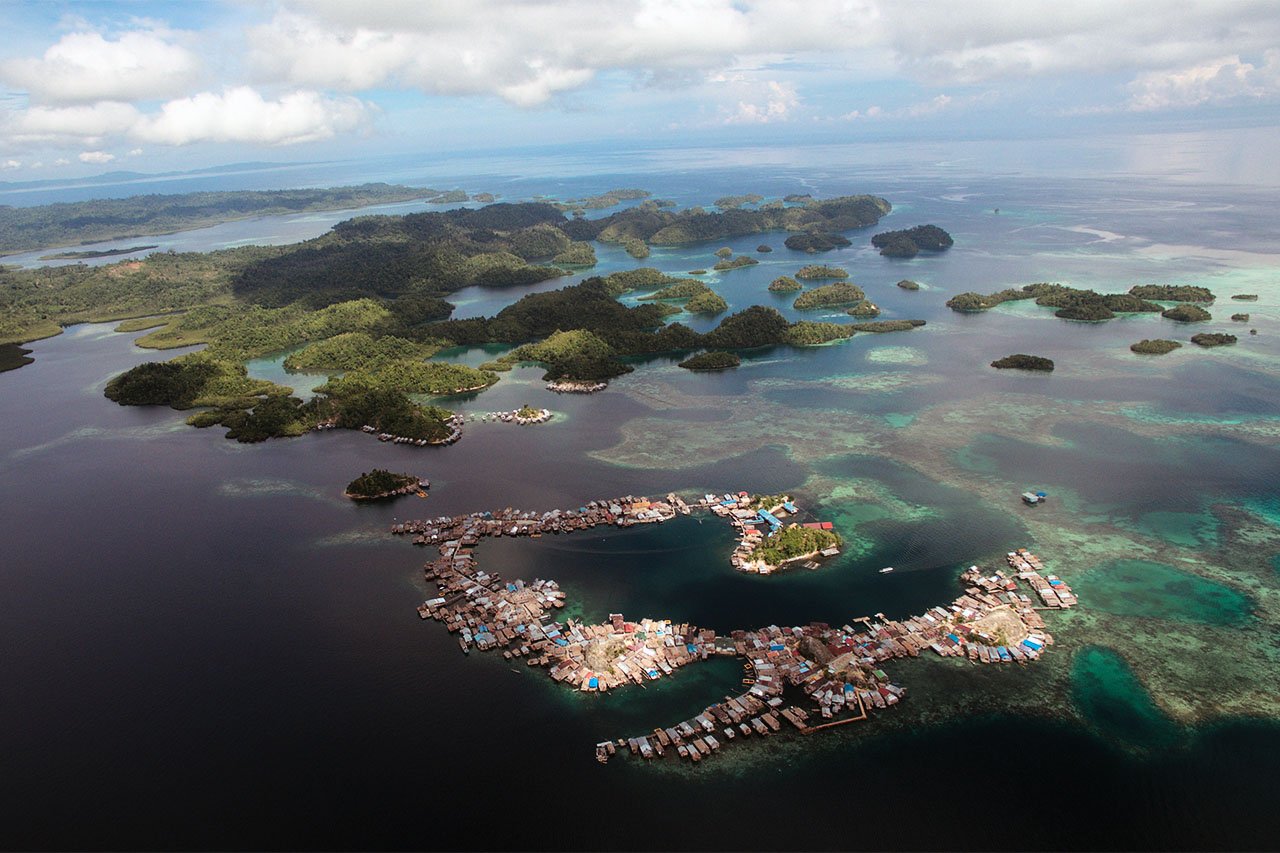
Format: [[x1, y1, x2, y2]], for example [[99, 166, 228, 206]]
[[127, 147, 143, 156], [3, 159, 20, 169], [78, 150, 115, 164], [1, 29, 202, 104], [1128, 50, 1280, 111], [131, 87, 370, 146], [724, 81, 799, 124], [242, 0, 1280, 108], [1, 88, 370, 150], [10, 102, 140, 142]]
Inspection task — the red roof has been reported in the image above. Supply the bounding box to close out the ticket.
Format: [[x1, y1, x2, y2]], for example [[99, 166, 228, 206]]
[[820, 521, 834, 530]]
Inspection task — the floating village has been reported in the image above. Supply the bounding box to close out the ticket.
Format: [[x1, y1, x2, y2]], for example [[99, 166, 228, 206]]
[[391, 492, 1078, 765], [546, 379, 608, 394], [469, 407, 554, 426]]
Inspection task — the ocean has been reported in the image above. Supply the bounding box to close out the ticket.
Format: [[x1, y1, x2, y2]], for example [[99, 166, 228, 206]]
[[2, 136, 1279, 850]]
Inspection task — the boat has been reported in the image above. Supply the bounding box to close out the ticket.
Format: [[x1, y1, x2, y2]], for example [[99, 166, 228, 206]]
[[879, 567, 895, 574]]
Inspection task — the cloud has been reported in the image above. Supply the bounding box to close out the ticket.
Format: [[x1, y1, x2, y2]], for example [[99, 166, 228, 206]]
[[10, 101, 140, 142], [242, 0, 1280, 108], [2, 88, 370, 149], [78, 150, 114, 164], [1128, 50, 1280, 111], [724, 80, 799, 124], [3, 159, 21, 169], [131, 87, 370, 145], [1, 29, 202, 104]]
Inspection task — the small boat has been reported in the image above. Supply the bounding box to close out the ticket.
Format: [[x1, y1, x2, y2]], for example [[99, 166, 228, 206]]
[[416, 490, 428, 498], [879, 566, 895, 574]]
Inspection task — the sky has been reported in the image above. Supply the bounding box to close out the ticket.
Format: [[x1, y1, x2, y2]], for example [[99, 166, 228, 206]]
[[1, 0, 1278, 178]]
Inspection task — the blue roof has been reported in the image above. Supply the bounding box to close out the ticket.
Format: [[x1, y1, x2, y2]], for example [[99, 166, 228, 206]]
[[554, 638, 568, 646], [783, 502, 797, 512], [947, 633, 961, 643], [687, 644, 697, 653], [758, 509, 782, 527], [769, 642, 785, 651], [588, 677, 599, 688]]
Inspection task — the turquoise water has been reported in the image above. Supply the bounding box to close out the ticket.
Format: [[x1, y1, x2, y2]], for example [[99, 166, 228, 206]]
[[1072, 646, 1182, 749], [1078, 559, 1253, 625]]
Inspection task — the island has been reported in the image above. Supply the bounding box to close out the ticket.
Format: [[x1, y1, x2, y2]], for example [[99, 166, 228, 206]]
[[848, 319, 926, 333], [715, 247, 733, 258], [1231, 294, 1258, 301], [870, 224, 953, 258], [947, 283, 1163, 321], [783, 232, 851, 252], [39, 245, 160, 261], [793, 282, 865, 309], [896, 279, 921, 291], [768, 276, 803, 293], [1130, 339, 1182, 355], [749, 525, 842, 572], [678, 351, 741, 371], [1190, 333, 1238, 347], [490, 405, 552, 424], [846, 300, 881, 318], [6, 193, 916, 449], [344, 469, 426, 501], [794, 265, 849, 280], [712, 256, 758, 272], [756, 244, 772, 253], [1161, 304, 1212, 322], [0, 183, 449, 255], [1130, 284, 1215, 302], [1231, 313, 1251, 322], [991, 354, 1055, 371], [781, 321, 856, 346]]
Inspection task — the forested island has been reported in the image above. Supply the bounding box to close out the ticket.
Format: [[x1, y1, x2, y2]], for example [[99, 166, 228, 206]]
[[793, 282, 864, 309], [344, 469, 424, 501], [753, 526, 842, 569], [768, 276, 803, 293], [794, 265, 849, 281], [871, 225, 953, 258], [991, 354, 1055, 371], [947, 283, 1180, 321], [1162, 304, 1212, 322], [0, 183, 449, 255], [1191, 333, 1237, 347], [678, 351, 740, 371], [5, 191, 906, 441], [783, 232, 850, 252], [1131, 339, 1182, 355]]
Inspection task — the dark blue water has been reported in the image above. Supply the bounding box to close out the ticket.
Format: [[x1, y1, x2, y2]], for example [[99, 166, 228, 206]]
[[3, 148, 1280, 850]]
